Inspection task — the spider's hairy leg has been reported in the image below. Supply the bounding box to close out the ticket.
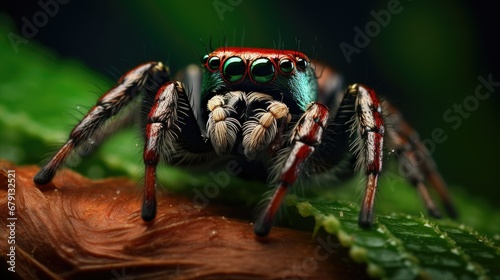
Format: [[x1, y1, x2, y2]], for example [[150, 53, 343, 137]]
[[142, 81, 181, 221], [34, 62, 170, 185], [254, 103, 329, 237], [348, 84, 385, 228], [383, 100, 457, 219], [142, 81, 212, 221]]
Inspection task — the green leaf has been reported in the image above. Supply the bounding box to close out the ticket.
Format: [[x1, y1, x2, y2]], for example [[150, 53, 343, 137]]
[[289, 194, 500, 279], [1, 15, 499, 279]]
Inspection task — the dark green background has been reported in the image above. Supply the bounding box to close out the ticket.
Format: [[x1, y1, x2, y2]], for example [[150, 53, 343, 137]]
[[1, 1, 499, 205]]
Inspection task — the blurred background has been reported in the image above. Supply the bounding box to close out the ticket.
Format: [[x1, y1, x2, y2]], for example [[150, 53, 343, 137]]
[[0, 0, 498, 206]]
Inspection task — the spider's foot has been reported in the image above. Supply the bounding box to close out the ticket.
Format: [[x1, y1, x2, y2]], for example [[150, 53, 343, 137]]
[[427, 207, 442, 219], [33, 166, 56, 185], [141, 199, 157, 222], [358, 208, 374, 229], [358, 173, 378, 229], [254, 217, 272, 237], [444, 201, 458, 219], [34, 141, 75, 185]]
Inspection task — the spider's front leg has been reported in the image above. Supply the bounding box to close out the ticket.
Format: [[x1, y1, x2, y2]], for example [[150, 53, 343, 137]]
[[34, 62, 170, 185], [348, 84, 385, 227], [254, 84, 385, 236], [142, 81, 212, 221], [254, 102, 330, 237]]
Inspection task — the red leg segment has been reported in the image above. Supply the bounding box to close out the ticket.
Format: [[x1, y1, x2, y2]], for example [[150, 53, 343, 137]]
[[348, 84, 385, 228], [254, 103, 329, 237], [140, 81, 212, 221], [141, 81, 186, 221]]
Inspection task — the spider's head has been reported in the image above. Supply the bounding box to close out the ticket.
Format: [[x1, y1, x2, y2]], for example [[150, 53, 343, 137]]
[[200, 47, 318, 113]]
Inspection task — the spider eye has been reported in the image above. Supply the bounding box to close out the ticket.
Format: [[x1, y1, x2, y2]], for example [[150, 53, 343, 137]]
[[297, 58, 308, 70], [250, 58, 275, 84], [223, 56, 245, 83], [202, 54, 209, 65], [208, 56, 221, 70], [279, 59, 294, 74]]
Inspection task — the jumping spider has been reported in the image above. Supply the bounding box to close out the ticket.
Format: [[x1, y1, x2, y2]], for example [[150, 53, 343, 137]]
[[34, 47, 456, 237]]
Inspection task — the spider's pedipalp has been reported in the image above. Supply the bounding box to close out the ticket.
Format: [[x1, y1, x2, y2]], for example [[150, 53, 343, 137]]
[[242, 96, 291, 160], [206, 91, 246, 155]]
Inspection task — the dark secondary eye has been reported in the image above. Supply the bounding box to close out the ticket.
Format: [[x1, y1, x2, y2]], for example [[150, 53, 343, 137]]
[[250, 58, 275, 83], [279, 58, 294, 74], [297, 58, 308, 70], [202, 54, 209, 65], [208, 56, 221, 70], [223, 56, 246, 83]]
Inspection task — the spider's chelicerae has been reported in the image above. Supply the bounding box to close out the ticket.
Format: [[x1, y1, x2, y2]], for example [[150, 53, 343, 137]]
[[34, 47, 456, 237]]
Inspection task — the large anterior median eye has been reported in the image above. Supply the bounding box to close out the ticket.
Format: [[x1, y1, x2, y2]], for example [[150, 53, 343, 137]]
[[223, 56, 246, 83], [250, 58, 275, 83]]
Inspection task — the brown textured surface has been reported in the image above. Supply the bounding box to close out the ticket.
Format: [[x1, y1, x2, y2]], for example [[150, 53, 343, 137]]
[[0, 160, 367, 279]]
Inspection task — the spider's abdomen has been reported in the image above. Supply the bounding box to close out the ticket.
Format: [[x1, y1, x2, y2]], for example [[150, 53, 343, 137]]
[[201, 47, 318, 113]]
